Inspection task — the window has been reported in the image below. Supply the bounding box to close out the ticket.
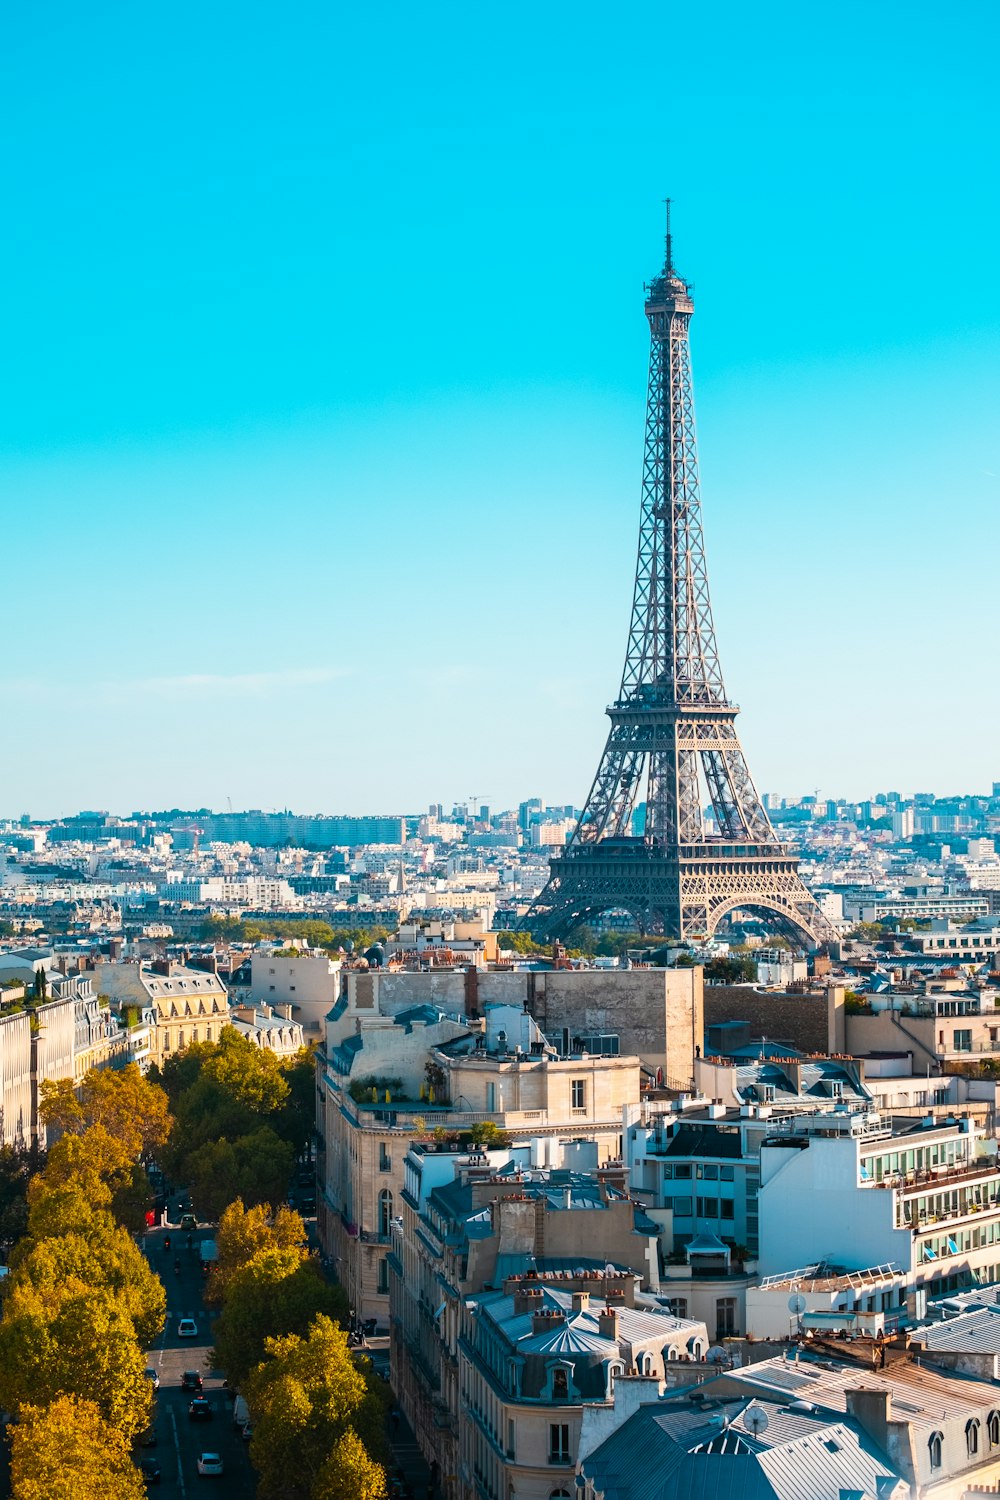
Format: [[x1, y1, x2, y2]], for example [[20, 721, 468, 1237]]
[[928, 1431, 943, 1470], [716, 1297, 737, 1338], [550, 1491, 572, 1499], [377, 1258, 389, 1295], [697, 1197, 719, 1218], [571, 1080, 586, 1110], [720, 1166, 735, 1181], [988, 1410, 1000, 1447], [378, 1190, 393, 1237], [698, 1164, 719, 1180], [666, 1298, 687, 1318], [967, 1418, 980, 1456], [673, 1197, 693, 1217], [720, 1200, 735, 1220], [549, 1424, 570, 1463], [954, 1029, 973, 1053], [552, 1369, 568, 1399], [507, 1418, 516, 1459], [379, 1143, 391, 1172]]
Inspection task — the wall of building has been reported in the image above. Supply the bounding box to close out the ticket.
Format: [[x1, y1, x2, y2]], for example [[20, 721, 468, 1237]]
[[0, 1010, 33, 1147], [703, 985, 840, 1056], [757, 1136, 913, 1276], [250, 952, 341, 1038]]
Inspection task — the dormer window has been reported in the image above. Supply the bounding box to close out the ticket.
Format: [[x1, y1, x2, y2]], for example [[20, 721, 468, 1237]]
[[552, 1369, 568, 1399]]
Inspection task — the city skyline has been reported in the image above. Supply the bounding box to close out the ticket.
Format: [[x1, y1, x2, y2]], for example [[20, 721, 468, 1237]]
[[2, 2, 998, 815]]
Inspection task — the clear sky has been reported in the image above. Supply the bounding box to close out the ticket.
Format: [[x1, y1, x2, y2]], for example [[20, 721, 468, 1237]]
[[2, 1, 998, 819]]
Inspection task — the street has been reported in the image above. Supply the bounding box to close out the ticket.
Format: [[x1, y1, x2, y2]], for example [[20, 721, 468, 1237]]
[[142, 1217, 256, 1499]]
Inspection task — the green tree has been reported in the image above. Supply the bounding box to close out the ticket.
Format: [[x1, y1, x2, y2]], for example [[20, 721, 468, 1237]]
[[187, 1126, 295, 1222], [213, 1248, 348, 1389], [704, 954, 758, 984], [10, 1395, 146, 1500], [244, 1315, 387, 1500], [0, 1141, 39, 1251]]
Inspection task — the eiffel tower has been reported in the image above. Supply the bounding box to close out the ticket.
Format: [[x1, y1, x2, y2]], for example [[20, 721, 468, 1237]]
[[527, 209, 834, 949]]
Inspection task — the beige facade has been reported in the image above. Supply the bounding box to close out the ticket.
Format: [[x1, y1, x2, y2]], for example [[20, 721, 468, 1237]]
[[0, 1009, 33, 1148], [90, 959, 230, 1064], [317, 990, 644, 1329], [249, 949, 341, 1039], [389, 1147, 707, 1500]]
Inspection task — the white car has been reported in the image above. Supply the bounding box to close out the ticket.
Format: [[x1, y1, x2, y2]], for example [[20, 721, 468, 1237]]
[[144, 1367, 160, 1390], [197, 1452, 224, 1476], [178, 1318, 199, 1338]]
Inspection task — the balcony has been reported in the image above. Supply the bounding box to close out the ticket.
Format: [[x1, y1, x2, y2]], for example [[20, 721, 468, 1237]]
[[878, 1159, 1000, 1195]]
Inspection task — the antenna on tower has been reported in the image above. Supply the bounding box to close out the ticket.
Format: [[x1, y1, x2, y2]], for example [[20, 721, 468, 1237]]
[[664, 197, 674, 277]]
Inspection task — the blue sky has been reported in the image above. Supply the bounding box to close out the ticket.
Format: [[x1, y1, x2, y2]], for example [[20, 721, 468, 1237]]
[[2, 1, 998, 818]]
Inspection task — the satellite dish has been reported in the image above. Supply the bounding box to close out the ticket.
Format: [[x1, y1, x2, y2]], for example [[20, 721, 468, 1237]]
[[744, 1405, 770, 1437], [787, 1293, 808, 1316], [706, 1345, 728, 1364]]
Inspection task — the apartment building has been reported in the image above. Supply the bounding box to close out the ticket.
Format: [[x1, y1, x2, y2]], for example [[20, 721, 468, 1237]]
[[759, 1110, 1000, 1299], [249, 947, 341, 1038], [316, 980, 640, 1328], [389, 1143, 706, 1500], [90, 958, 230, 1064]]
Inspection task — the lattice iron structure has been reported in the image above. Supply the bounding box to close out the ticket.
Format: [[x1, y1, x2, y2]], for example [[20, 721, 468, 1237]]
[[526, 212, 834, 948]]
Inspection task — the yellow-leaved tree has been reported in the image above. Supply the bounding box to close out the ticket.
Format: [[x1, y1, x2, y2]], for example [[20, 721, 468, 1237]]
[[10, 1395, 146, 1500]]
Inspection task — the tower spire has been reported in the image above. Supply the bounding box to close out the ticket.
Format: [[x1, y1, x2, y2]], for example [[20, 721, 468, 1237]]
[[663, 196, 674, 277]]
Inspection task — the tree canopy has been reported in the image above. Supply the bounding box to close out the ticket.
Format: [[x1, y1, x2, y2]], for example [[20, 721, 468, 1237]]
[[40, 1064, 171, 1160], [9, 1395, 146, 1500], [213, 1246, 348, 1389], [157, 1029, 312, 1219], [244, 1315, 387, 1500], [208, 1198, 307, 1303]]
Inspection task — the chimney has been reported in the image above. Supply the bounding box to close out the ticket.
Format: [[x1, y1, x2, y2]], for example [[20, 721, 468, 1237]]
[[571, 1291, 591, 1314], [464, 967, 480, 1018], [533, 1310, 565, 1335], [512, 1285, 544, 1317], [598, 1307, 619, 1340], [845, 1388, 892, 1449]]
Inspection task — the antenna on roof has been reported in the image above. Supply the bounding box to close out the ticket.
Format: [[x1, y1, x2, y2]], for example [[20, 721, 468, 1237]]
[[663, 197, 674, 277]]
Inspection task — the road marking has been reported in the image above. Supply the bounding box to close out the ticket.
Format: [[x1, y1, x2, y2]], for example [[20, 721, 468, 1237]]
[[169, 1406, 187, 1497]]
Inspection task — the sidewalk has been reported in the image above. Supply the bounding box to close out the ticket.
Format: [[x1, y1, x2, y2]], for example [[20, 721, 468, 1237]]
[[385, 1405, 434, 1500]]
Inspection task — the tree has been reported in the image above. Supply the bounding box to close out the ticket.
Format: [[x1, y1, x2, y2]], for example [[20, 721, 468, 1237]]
[[10, 1395, 146, 1500], [0, 1140, 39, 1252], [314, 1430, 388, 1500], [186, 1126, 294, 1222], [12, 1219, 166, 1346], [209, 1199, 307, 1303], [244, 1315, 387, 1500], [213, 1248, 348, 1389], [0, 1281, 152, 1441], [40, 1065, 171, 1160], [277, 1048, 318, 1159], [704, 955, 757, 984]]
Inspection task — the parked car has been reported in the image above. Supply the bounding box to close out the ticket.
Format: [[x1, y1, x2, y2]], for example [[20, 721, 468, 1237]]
[[188, 1398, 212, 1422], [232, 1395, 249, 1429], [197, 1453, 224, 1476], [181, 1370, 203, 1392], [178, 1318, 199, 1338], [180, 1212, 197, 1231], [144, 1367, 160, 1391], [139, 1458, 161, 1484], [241, 1422, 253, 1442]]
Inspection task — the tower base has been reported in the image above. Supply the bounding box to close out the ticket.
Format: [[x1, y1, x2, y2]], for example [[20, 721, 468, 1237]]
[[527, 839, 835, 950]]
